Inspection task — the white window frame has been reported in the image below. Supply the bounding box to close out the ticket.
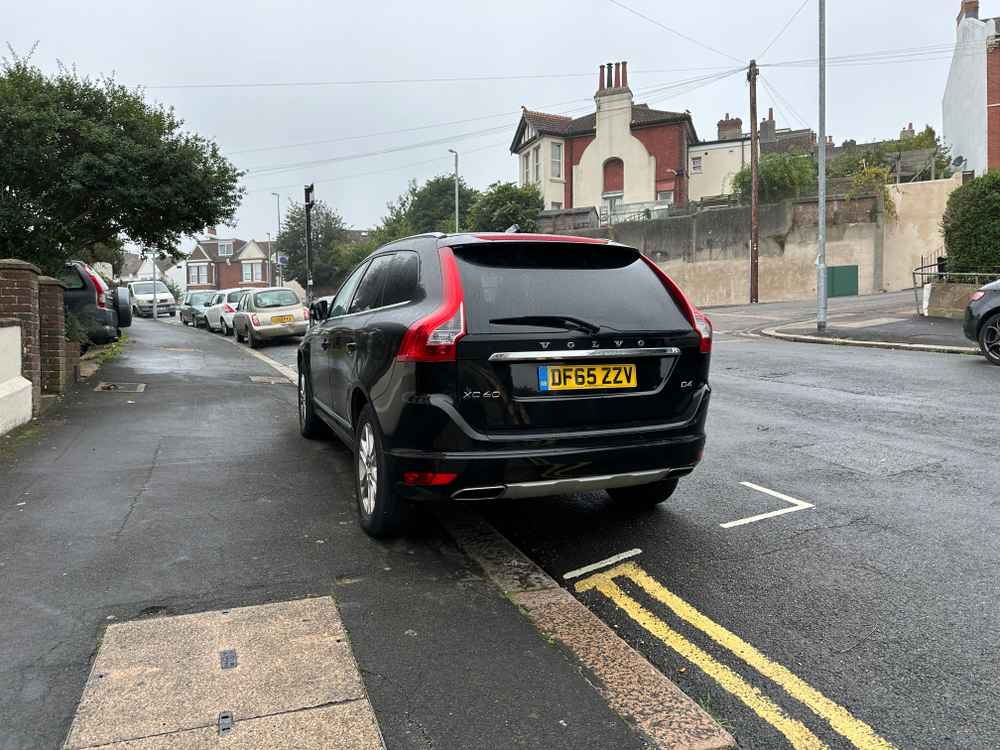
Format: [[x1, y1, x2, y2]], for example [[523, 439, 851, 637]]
[[656, 190, 674, 205], [242, 261, 263, 282], [533, 146, 540, 183], [218, 240, 234, 257], [551, 142, 562, 179], [691, 156, 703, 174], [551, 201, 563, 210], [522, 153, 530, 186], [188, 263, 209, 284]]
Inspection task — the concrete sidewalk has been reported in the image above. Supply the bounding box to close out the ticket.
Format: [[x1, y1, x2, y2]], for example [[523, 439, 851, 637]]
[[762, 314, 978, 354], [0, 318, 736, 750]]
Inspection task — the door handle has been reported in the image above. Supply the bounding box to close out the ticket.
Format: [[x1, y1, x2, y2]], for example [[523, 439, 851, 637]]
[[320, 337, 330, 351], [345, 341, 357, 355]]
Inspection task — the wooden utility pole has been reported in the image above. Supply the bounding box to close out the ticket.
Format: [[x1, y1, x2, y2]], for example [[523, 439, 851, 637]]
[[748, 60, 760, 304]]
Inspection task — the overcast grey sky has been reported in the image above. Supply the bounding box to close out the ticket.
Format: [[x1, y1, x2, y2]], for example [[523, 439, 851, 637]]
[[7, 0, 970, 245]]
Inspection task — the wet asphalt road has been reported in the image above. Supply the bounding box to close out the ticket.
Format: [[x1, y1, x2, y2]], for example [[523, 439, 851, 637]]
[[61, 305, 1000, 749], [198, 299, 999, 749]]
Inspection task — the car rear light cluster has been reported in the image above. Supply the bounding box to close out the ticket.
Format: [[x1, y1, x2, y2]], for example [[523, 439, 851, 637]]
[[250, 314, 261, 327], [83, 264, 108, 309], [640, 255, 712, 354], [397, 247, 465, 362], [970, 291, 986, 302], [303, 306, 310, 320], [223, 303, 236, 313]]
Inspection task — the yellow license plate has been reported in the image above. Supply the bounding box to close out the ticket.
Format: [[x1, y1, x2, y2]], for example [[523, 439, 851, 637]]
[[271, 314, 294, 324], [538, 364, 637, 392]]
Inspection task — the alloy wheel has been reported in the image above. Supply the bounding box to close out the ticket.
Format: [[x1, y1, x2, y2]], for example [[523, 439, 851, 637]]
[[298, 372, 307, 427], [984, 317, 1000, 361], [357, 422, 378, 515]]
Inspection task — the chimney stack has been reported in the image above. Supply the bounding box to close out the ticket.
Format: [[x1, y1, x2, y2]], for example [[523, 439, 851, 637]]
[[900, 122, 916, 139], [598, 64, 605, 91], [760, 109, 777, 143], [957, 0, 979, 26], [717, 112, 744, 140]]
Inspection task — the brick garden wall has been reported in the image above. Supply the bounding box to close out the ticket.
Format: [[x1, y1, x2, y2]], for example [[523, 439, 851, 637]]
[[37, 277, 67, 395], [0, 260, 41, 414]]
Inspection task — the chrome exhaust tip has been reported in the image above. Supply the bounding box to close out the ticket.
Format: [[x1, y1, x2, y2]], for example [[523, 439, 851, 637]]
[[451, 486, 506, 501]]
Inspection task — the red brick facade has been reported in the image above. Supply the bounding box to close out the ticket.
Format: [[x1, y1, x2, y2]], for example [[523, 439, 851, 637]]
[[988, 42, 1000, 171], [632, 124, 690, 206]]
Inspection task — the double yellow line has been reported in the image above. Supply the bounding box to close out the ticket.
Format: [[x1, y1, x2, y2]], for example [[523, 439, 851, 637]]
[[576, 562, 897, 750]]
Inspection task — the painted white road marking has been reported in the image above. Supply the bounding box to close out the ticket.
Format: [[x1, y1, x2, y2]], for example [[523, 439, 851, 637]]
[[563, 548, 642, 580], [720, 482, 815, 529]]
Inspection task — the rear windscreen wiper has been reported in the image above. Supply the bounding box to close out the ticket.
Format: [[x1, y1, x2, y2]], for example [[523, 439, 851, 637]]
[[490, 315, 603, 336]]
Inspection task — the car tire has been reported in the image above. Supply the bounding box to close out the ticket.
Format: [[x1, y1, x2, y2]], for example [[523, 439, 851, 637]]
[[115, 289, 133, 328], [169, 311, 176, 317], [978, 312, 1000, 366], [607, 477, 679, 507], [354, 404, 406, 538], [298, 367, 329, 439], [235, 326, 243, 343], [221, 319, 231, 336], [247, 327, 260, 349]]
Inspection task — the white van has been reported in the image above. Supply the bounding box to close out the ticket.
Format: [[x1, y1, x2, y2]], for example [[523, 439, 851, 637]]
[[128, 281, 176, 317]]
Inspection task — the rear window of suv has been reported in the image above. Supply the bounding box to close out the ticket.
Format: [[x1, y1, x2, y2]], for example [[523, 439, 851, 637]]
[[452, 243, 690, 333]]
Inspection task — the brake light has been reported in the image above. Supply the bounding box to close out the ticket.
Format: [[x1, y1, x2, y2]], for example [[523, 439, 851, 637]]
[[303, 306, 310, 320], [397, 247, 465, 362], [970, 291, 986, 302], [403, 472, 458, 486], [251, 314, 261, 327], [640, 255, 712, 354], [223, 303, 236, 313], [82, 265, 107, 309]]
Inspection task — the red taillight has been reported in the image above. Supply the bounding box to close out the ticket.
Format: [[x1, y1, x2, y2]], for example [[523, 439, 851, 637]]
[[83, 264, 107, 309], [251, 314, 261, 327], [640, 255, 712, 354], [397, 247, 465, 362], [303, 306, 310, 320], [970, 291, 986, 302], [403, 472, 458, 486], [223, 303, 236, 313]]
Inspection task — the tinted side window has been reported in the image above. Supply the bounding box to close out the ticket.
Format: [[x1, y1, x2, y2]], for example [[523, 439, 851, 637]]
[[329, 262, 369, 318], [59, 268, 85, 289], [348, 255, 394, 314], [381, 252, 419, 307]]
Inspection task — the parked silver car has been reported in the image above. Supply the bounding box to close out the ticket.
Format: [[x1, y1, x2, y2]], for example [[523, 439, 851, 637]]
[[233, 287, 308, 348]]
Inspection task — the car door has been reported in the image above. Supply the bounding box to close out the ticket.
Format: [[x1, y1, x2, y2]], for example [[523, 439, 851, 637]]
[[311, 262, 368, 414], [331, 254, 394, 424], [206, 293, 224, 328]]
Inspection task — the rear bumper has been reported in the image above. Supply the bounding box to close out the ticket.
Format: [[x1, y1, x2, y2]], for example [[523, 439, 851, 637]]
[[254, 321, 308, 339], [963, 305, 980, 342], [387, 388, 709, 501]]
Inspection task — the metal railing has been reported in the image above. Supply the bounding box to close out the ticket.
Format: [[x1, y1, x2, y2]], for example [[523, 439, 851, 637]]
[[911, 260, 1000, 314]]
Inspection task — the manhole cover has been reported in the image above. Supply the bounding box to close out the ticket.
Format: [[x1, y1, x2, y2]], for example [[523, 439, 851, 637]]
[[94, 382, 146, 393], [248, 375, 290, 385]]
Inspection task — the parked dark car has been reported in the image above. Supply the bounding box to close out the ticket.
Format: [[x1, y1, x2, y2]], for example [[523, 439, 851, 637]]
[[59, 261, 132, 345], [297, 232, 712, 537], [963, 278, 1000, 365], [179, 291, 215, 327]]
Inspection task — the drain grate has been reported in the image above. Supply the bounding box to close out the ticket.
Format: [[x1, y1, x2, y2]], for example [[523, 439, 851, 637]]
[[94, 382, 146, 393]]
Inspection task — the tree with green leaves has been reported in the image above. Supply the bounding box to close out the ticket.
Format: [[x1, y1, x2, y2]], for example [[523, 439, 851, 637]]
[[0, 53, 243, 275], [941, 171, 1000, 273], [828, 125, 951, 181], [407, 175, 480, 233], [732, 153, 817, 204], [467, 182, 544, 232]]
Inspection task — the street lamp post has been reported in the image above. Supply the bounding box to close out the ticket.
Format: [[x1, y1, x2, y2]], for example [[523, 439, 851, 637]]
[[303, 184, 315, 316], [448, 149, 459, 232], [816, 0, 828, 332], [271, 191, 281, 286]]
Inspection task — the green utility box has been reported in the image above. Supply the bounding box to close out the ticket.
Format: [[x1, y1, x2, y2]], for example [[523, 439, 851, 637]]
[[826, 265, 859, 297]]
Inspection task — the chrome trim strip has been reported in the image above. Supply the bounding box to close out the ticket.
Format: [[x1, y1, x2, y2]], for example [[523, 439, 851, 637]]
[[487, 346, 681, 362], [450, 467, 691, 500]]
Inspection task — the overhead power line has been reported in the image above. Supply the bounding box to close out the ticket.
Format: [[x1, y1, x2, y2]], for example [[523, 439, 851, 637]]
[[765, 38, 989, 68], [760, 76, 810, 130], [606, 0, 745, 64], [758, 0, 812, 60]]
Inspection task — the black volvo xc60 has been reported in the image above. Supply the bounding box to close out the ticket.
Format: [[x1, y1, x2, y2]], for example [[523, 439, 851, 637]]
[[298, 232, 713, 537]]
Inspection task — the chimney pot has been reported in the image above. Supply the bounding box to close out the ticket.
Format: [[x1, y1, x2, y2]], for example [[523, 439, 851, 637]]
[[613, 62, 621, 88], [768, 107, 774, 121], [621, 61, 628, 88], [607, 62, 613, 88], [598, 64, 605, 91], [957, 0, 979, 25]]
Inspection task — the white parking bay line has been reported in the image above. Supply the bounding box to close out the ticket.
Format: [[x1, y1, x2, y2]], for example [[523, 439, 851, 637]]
[[719, 482, 815, 529], [563, 549, 642, 580]]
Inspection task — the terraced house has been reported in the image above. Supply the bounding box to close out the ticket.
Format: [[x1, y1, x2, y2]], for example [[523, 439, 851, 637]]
[[511, 61, 697, 222]]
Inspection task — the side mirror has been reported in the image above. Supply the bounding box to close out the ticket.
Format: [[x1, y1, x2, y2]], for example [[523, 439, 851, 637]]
[[312, 300, 329, 320]]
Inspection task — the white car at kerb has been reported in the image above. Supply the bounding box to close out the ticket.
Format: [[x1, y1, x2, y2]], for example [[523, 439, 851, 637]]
[[128, 281, 176, 318], [204, 287, 252, 335]]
